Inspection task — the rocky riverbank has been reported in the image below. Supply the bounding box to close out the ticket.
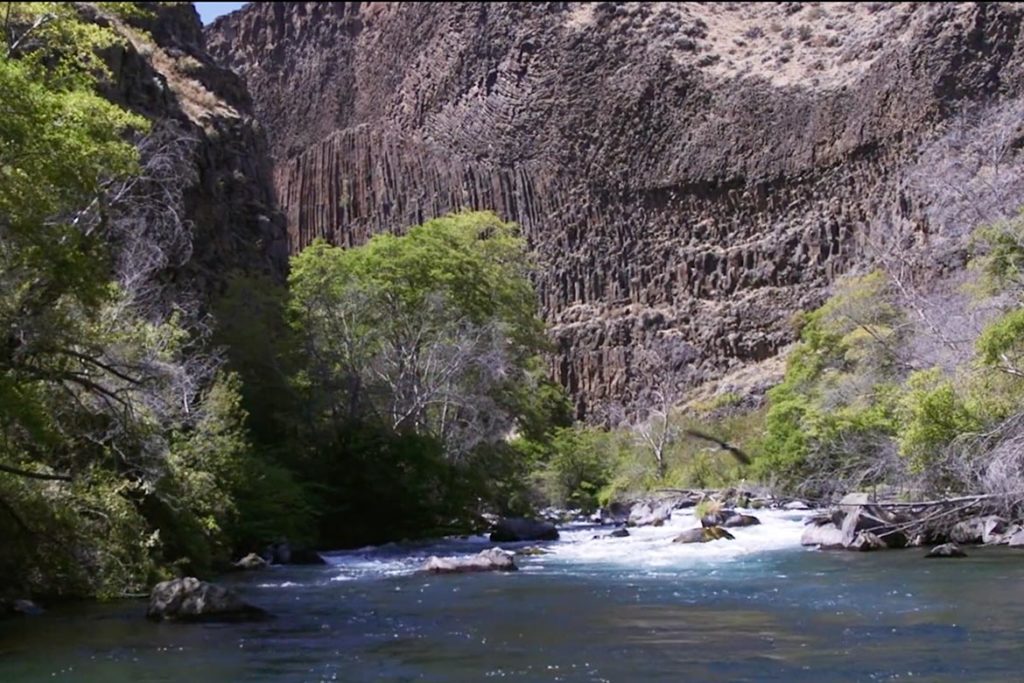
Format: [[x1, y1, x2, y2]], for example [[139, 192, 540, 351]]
[[800, 492, 1024, 553]]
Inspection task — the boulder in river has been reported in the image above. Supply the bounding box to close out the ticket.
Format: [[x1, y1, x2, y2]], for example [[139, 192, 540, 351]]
[[1008, 529, 1024, 548], [672, 526, 735, 544], [925, 543, 967, 558], [800, 518, 846, 549], [783, 500, 811, 510], [950, 515, 1007, 545], [261, 541, 327, 565], [628, 494, 696, 527], [848, 530, 886, 551], [233, 553, 269, 571], [147, 577, 270, 622], [423, 548, 518, 574], [700, 508, 731, 528], [723, 513, 761, 528], [490, 517, 559, 542]]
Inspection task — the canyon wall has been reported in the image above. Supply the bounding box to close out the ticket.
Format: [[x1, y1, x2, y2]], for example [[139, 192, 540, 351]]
[[99, 2, 288, 294], [207, 2, 1024, 420]]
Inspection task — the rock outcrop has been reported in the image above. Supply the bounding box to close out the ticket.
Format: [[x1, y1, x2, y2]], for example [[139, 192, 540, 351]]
[[207, 3, 1024, 418], [95, 2, 287, 296]]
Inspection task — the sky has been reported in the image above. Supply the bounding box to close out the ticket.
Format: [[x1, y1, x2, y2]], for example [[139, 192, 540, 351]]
[[194, 2, 248, 25]]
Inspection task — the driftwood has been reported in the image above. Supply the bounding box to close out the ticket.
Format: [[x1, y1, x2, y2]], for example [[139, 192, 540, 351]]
[[840, 492, 1024, 543]]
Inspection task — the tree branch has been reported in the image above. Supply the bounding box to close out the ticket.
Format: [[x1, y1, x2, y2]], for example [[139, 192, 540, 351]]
[[0, 462, 71, 481]]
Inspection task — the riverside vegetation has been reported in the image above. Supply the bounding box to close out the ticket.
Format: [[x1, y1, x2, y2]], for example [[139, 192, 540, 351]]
[[5, 2, 1024, 605]]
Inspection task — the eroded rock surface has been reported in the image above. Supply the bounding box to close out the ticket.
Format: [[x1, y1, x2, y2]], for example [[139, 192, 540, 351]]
[[208, 2, 1024, 418]]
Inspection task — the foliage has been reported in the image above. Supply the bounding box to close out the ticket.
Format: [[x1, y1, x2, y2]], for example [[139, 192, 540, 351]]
[[694, 498, 723, 521], [275, 211, 558, 545], [530, 426, 618, 513], [753, 271, 904, 493], [0, 4, 306, 598], [287, 212, 546, 457]]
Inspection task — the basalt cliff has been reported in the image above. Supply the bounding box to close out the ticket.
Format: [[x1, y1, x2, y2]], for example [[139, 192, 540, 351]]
[[206, 2, 1024, 420], [98, 2, 287, 294]]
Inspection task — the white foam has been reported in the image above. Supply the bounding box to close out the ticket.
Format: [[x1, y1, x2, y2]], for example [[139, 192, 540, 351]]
[[541, 509, 812, 571], [318, 509, 815, 581]]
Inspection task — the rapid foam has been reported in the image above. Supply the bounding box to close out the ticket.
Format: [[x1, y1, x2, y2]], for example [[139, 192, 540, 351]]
[[319, 508, 814, 582]]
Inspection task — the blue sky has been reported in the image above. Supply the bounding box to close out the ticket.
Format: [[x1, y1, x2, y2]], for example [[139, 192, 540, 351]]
[[194, 2, 247, 25]]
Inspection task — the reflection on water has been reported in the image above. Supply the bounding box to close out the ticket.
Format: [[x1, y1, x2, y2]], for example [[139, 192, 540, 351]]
[[3, 510, 1024, 682]]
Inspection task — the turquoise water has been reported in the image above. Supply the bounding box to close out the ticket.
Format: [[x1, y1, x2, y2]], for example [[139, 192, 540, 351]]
[[2, 510, 1024, 682]]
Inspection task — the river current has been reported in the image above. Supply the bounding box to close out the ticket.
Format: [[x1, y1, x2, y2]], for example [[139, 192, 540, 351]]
[[3, 508, 1024, 682]]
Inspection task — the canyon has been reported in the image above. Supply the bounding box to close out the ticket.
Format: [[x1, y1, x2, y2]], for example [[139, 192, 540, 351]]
[[205, 2, 1024, 420]]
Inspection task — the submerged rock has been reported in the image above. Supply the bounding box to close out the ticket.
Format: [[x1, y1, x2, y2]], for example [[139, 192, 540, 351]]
[[592, 527, 631, 540], [233, 553, 269, 571], [147, 577, 270, 622], [1, 598, 44, 617], [925, 543, 968, 558], [423, 548, 518, 574], [490, 517, 559, 542], [672, 526, 735, 544], [289, 548, 328, 565], [783, 500, 811, 510], [13, 599, 43, 616], [515, 546, 549, 556]]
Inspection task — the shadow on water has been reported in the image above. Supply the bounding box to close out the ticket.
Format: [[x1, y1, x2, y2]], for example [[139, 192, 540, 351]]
[[3, 517, 1024, 682]]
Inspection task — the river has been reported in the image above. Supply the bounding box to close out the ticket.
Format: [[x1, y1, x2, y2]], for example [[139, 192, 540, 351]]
[[2, 509, 1023, 682]]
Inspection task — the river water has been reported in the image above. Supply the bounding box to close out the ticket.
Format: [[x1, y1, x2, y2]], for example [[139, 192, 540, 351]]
[[3, 509, 1024, 682]]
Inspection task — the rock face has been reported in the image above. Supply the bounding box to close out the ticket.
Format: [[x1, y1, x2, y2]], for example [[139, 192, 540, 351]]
[[423, 548, 518, 574], [207, 2, 1024, 418], [490, 517, 560, 542], [146, 577, 269, 622], [96, 2, 287, 295]]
